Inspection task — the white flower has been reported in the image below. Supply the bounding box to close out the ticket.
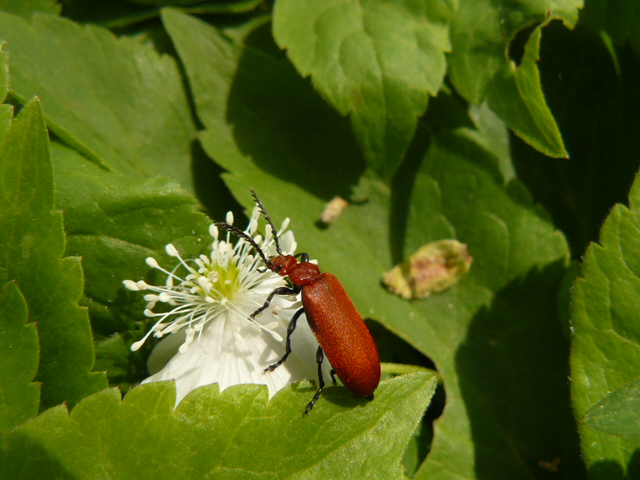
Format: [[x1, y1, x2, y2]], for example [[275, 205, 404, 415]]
[[124, 207, 330, 406]]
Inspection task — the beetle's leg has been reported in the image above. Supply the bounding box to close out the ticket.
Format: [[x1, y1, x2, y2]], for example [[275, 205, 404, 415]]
[[330, 369, 337, 385], [264, 307, 305, 372], [294, 252, 310, 263], [250, 285, 301, 319], [305, 346, 326, 414]]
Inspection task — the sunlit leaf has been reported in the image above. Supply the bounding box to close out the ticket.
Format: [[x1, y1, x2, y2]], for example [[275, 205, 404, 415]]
[[1, 373, 436, 479], [0, 12, 197, 191], [0, 99, 106, 409], [0, 282, 39, 434], [273, 0, 452, 179], [571, 170, 640, 478]]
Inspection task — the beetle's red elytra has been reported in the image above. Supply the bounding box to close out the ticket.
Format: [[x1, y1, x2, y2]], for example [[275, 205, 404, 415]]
[[215, 190, 381, 413], [300, 272, 381, 398]]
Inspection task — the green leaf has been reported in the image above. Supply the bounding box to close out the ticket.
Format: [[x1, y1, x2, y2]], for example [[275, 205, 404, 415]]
[[0, 12, 197, 192], [449, 0, 581, 157], [162, 8, 366, 201], [0, 0, 60, 18], [401, 418, 431, 478], [581, 377, 640, 437], [487, 22, 567, 158], [51, 142, 212, 334], [0, 41, 9, 149], [0, 98, 107, 409], [467, 102, 514, 182], [571, 170, 640, 478], [0, 104, 12, 147], [1, 373, 436, 479], [0, 43, 10, 150], [0, 42, 7, 103], [273, 0, 452, 180], [0, 281, 40, 434]]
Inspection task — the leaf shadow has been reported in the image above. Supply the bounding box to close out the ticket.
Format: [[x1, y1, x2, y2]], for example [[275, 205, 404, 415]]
[[455, 260, 587, 479], [190, 137, 241, 222], [288, 382, 370, 412], [3, 426, 77, 480], [224, 22, 366, 201], [512, 23, 640, 258], [589, 449, 640, 480]]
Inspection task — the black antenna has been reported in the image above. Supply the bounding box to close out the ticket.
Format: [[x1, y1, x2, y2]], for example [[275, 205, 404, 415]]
[[214, 222, 273, 267], [251, 189, 283, 255]]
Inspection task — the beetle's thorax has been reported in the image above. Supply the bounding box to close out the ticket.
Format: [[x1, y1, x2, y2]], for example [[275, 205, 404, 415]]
[[269, 255, 321, 286]]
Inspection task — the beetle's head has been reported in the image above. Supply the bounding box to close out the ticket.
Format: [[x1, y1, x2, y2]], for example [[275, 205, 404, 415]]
[[269, 255, 298, 276]]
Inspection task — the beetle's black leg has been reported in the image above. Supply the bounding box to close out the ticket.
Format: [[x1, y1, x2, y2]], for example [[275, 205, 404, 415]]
[[250, 285, 301, 319], [305, 346, 326, 414], [294, 252, 310, 263], [264, 307, 305, 372], [330, 369, 337, 385]]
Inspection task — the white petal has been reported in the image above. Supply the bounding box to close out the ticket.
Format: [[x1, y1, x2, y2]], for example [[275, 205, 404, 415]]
[[278, 231, 296, 255], [147, 329, 187, 374], [141, 301, 331, 405]]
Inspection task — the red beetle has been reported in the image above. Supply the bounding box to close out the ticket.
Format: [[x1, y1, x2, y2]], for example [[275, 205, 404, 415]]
[[215, 191, 380, 413]]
